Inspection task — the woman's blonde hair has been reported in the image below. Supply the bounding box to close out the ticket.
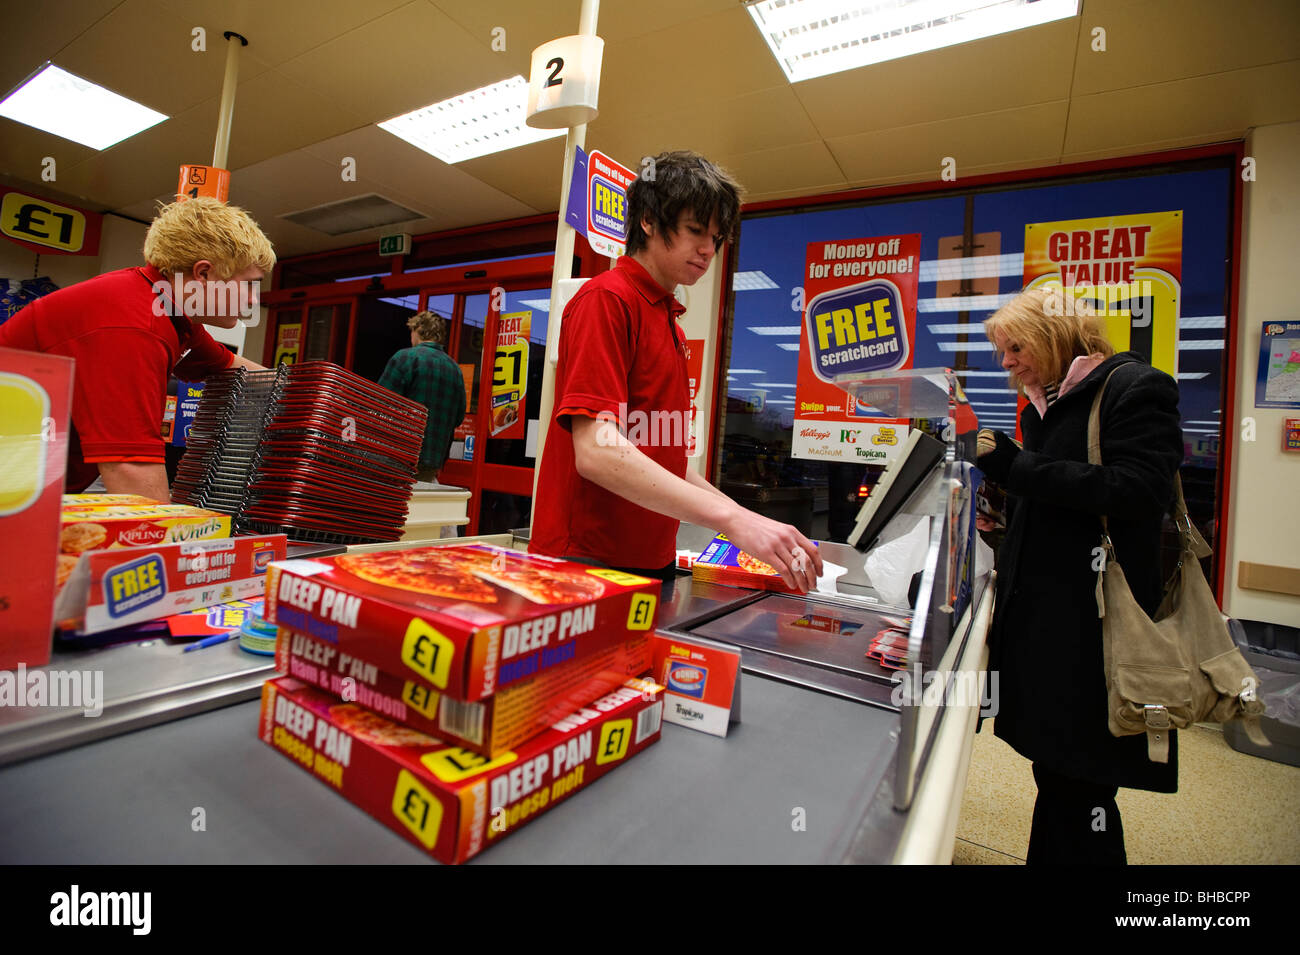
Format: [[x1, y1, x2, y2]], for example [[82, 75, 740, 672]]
[[984, 286, 1114, 391], [143, 197, 276, 278]]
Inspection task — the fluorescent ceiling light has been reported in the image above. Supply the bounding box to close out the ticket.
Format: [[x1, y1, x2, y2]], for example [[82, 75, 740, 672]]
[[776, 343, 801, 351], [754, 382, 799, 387], [918, 293, 1018, 312], [955, 370, 1014, 377], [746, 0, 1080, 83], [734, 270, 780, 290], [1179, 316, 1225, 329], [1178, 341, 1224, 351], [1176, 372, 1209, 380], [0, 63, 167, 149], [748, 325, 801, 335], [937, 341, 996, 352], [378, 75, 563, 164], [919, 254, 1025, 281], [1184, 419, 1221, 426], [517, 298, 552, 312], [927, 322, 993, 334], [727, 369, 769, 374]]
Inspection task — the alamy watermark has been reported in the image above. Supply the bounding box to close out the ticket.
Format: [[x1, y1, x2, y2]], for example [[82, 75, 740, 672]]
[[595, 403, 693, 449], [0, 664, 103, 717], [890, 667, 998, 716], [150, 275, 260, 320]]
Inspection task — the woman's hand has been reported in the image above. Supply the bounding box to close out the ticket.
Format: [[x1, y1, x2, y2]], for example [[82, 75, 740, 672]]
[[977, 429, 1021, 484]]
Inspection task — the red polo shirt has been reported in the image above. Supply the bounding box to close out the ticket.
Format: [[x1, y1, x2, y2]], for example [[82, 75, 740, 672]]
[[531, 256, 691, 569], [0, 264, 234, 490]]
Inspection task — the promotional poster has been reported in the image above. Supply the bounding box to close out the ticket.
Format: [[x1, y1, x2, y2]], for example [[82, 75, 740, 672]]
[[792, 234, 920, 463]]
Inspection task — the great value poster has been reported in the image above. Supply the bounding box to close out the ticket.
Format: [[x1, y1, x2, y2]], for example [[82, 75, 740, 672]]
[[1022, 211, 1182, 376], [792, 234, 921, 463], [490, 310, 530, 439]]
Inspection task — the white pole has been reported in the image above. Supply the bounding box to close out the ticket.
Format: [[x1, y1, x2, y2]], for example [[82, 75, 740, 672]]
[[212, 31, 247, 169], [531, 0, 600, 511]]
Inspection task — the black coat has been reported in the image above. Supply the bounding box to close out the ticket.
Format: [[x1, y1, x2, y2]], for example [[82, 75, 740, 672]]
[[987, 351, 1183, 793]]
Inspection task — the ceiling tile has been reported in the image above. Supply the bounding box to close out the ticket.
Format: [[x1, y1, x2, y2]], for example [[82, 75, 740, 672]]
[[0, 0, 122, 96], [716, 141, 847, 198], [589, 86, 817, 164], [0, 119, 98, 191], [599, 6, 788, 123], [1065, 60, 1300, 153], [456, 136, 567, 211], [793, 16, 1079, 140], [275, 2, 507, 124], [826, 101, 1068, 182], [154, 0, 413, 67], [1074, 0, 1300, 95], [301, 126, 536, 222], [55, 0, 273, 118]]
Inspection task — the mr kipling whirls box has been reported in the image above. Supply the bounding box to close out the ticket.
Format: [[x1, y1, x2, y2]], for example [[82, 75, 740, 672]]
[[265, 545, 661, 701]]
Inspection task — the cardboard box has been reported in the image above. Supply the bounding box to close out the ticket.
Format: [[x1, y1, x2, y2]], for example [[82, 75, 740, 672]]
[[265, 545, 661, 701], [60, 501, 231, 553], [277, 626, 652, 757], [691, 532, 803, 593], [54, 534, 286, 634], [0, 347, 74, 669], [259, 675, 664, 864]]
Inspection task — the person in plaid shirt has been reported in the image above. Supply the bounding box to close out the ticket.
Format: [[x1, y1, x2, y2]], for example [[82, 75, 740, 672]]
[[378, 309, 466, 481]]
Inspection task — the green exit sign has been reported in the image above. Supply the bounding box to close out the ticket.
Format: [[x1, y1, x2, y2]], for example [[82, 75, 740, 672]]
[[379, 233, 411, 256]]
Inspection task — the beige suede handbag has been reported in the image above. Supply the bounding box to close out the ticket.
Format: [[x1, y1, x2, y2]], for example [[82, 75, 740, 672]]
[[1089, 369, 1267, 763]]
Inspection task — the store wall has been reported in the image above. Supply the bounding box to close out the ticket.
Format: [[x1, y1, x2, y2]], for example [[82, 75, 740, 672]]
[[0, 211, 146, 291], [1223, 120, 1300, 627], [677, 259, 725, 478]]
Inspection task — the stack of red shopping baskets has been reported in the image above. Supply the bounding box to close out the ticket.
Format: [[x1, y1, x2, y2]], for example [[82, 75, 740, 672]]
[[173, 362, 427, 545]]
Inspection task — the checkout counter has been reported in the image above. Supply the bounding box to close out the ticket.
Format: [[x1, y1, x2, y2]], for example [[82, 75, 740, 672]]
[[0, 372, 993, 864]]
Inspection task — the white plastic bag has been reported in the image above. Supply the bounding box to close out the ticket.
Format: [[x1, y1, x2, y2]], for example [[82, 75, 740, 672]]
[[864, 515, 930, 608]]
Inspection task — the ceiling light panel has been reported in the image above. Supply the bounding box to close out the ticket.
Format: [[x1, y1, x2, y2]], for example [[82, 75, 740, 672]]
[[378, 75, 565, 164], [0, 63, 167, 149], [746, 0, 1080, 83]]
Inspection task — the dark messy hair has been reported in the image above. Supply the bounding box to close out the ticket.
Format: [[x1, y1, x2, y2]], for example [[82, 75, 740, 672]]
[[625, 150, 744, 256]]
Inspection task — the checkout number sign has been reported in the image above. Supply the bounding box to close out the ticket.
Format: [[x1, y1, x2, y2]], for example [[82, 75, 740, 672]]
[[490, 310, 530, 439]]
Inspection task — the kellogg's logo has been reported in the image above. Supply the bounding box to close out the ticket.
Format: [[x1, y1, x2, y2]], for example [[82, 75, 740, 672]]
[[118, 523, 166, 547], [799, 427, 831, 440]]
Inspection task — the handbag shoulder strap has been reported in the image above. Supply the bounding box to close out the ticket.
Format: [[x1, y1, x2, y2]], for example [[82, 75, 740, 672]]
[[1087, 362, 1211, 559]]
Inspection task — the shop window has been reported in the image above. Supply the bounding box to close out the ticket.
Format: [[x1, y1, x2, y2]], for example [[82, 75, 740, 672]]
[[722, 161, 1235, 576]]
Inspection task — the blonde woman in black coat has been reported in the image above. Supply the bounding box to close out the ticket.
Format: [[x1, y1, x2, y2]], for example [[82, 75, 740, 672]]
[[976, 287, 1183, 865]]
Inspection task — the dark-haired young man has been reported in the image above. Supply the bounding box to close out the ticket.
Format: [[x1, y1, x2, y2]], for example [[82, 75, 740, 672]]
[[532, 151, 822, 590]]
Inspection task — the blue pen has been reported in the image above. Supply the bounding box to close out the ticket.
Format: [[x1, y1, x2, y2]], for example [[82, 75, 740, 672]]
[[183, 632, 238, 652]]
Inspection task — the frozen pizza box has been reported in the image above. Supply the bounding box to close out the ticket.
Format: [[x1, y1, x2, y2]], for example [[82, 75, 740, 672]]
[[691, 532, 804, 594], [54, 534, 287, 634], [259, 674, 664, 864], [60, 501, 231, 554], [264, 545, 662, 701], [277, 626, 652, 758]]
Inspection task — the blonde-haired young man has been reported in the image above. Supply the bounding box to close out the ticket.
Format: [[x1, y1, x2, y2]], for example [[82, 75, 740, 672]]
[[0, 198, 274, 500]]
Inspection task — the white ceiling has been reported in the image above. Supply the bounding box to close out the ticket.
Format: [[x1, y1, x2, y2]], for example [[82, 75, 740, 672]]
[[2, 0, 1297, 260]]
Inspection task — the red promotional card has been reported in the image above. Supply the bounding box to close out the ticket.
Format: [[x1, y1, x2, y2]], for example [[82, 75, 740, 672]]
[[650, 632, 742, 737], [0, 347, 74, 669]]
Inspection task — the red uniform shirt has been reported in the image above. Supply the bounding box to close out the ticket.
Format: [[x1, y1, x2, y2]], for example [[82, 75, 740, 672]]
[[531, 257, 691, 569], [0, 265, 234, 490]]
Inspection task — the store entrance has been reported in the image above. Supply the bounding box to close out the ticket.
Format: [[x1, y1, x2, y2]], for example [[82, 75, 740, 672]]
[[413, 256, 554, 535]]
